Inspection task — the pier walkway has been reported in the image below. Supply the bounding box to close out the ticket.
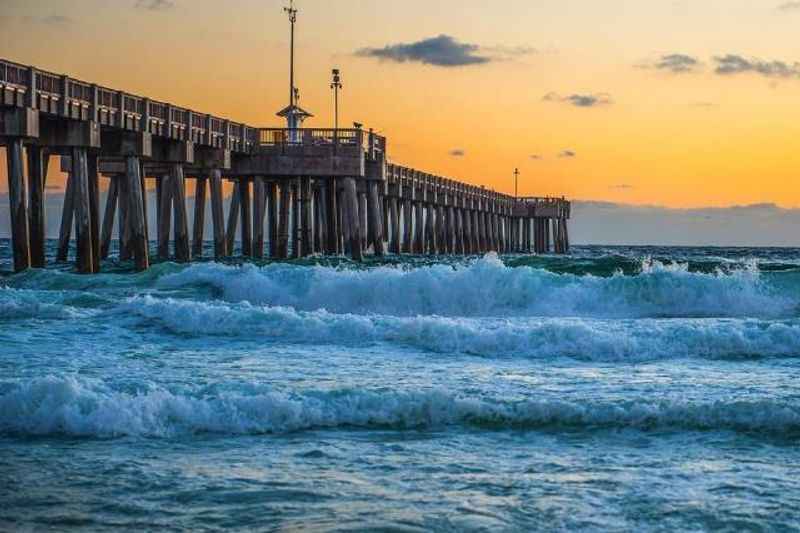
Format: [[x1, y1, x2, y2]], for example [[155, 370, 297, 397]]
[[1, 58, 570, 273]]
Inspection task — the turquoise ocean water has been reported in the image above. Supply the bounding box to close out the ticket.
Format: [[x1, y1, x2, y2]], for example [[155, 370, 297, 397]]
[[1, 241, 799, 531]]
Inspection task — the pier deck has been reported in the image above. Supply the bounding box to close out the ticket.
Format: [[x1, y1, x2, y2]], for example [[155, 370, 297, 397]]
[[1, 58, 570, 273]]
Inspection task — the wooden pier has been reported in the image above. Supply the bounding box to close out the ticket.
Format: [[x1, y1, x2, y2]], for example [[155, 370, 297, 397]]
[[0, 58, 571, 273]]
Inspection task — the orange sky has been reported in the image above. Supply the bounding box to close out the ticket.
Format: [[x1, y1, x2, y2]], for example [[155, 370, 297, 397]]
[[2, 0, 799, 207]]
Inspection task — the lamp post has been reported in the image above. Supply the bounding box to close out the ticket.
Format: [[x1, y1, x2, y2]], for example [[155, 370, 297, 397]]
[[284, 0, 297, 109], [514, 168, 520, 198], [331, 69, 342, 132]]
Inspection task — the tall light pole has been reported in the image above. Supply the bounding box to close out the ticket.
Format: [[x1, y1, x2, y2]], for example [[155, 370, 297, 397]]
[[514, 168, 520, 198], [284, 0, 297, 108], [331, 69, 342, 131]]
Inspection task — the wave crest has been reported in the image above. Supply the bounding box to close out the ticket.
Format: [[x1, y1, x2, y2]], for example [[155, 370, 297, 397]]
[[156, 254, 795, 319], [2, 376, 798, 438]]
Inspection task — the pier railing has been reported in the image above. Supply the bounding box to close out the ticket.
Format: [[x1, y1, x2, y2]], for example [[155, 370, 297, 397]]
[[0, 58, 258, 153]]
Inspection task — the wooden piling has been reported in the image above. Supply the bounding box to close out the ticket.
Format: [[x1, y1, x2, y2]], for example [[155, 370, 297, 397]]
[[27, 146, 47, 268], [389, 196, 400, 254], [366, 181, 383, 256], [157, 175, 173, 260], [226, 182, 240, 256], [71, 148, 94, 274], [301, 177, 313, 257], [170, 164, 191, 263], [209, 169, 226, 259], [100, 177, 118, 260], [56, 168, 75, 262], [252, 177, 266, 259], [402, 199, 413, 254], [192, 176, 207, 258], [341, 177, 362, 261], [87, 154, 101, 272], [277, 183, 291, 259], [6, 139, 30, 271], [239, 178, 252, 258], [325, 178, 339, 255], [414, 200, 424, 254], [292, 181, 301, 259], [268, 181, 279, 257], [125, 156, 149, 271], [358, 192, 368, 253], [425, 204, 437, 254]]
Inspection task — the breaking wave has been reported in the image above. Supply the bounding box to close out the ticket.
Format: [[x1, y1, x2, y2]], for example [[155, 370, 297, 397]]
[[118, 296, 800, 360], [2, 376, 798, 438], [155, 254, 797, 319]]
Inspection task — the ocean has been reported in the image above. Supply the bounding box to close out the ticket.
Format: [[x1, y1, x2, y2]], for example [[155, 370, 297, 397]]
[[1, 242, 799, 531]]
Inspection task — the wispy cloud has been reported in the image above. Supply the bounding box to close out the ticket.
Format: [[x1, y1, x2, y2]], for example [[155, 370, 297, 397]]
[[610, 184, 635, 190], [558, 150, 577, 158], [543, 92, 612, 107], [777, 1, 800, 11], [529, 154, 543, 160], [135, 0, 175, 11], [356, 35, 534, 67], [449, 148, 466, 157], [640, 53, 701, 73], [713, 54, 800, 78]]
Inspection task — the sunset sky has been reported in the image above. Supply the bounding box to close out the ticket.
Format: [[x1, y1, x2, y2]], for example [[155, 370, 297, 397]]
[[1, 0, 800, 208]]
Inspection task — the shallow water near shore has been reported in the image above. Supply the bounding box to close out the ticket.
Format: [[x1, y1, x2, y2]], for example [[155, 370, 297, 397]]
[[1, 242, 800, 531]]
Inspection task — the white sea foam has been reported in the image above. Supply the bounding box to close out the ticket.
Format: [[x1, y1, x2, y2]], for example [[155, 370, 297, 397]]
[[156, 254, 795, 319], [0, 287, 83, 320], [2, 376, 798, 438], [117, 296, 800, 360]]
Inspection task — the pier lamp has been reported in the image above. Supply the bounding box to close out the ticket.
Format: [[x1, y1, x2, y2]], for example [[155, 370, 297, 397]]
[[514, 168, 520, 199], [331, 69, 342, 132]]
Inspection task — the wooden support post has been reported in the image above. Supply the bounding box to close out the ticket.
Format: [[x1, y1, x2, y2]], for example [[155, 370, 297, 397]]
[[26, 146, 47, 268], [402, 199, 413, 254], [252, 177, 266, 259], [118, 175, 132, 261], [301, 177, 313, 257], [325, 178, 339, 255], [226, 182, 240, 256], [171, 164, 191, 263], [462, 208, 471, 255], [155, 176, 162, 239], [563, 218, 570, 253], [88, 155, 101, 272], [455, 207, 464, 255], [425, 204, 437, 254], [140, 163, 150, 254], [239, 178, 252, 258], [277, 183, 291, 259], [292, 181, 301, 259], [209, 169, 226, 259], [100, 177, 118, 260], [313, 185, 327, 254], [157, 175, 173, 260], [192, 176, 207, 258], [366, 181, 384, 256], [268, 182, 279, 257], [414, 201, 425, 254], [6, 139, 30, 271], [71, 148, 94, 274], [358, 192, 368, 252], [341, 177, 362, 261], [125, 156, 149, 271], [389, 196, 400, 254]]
